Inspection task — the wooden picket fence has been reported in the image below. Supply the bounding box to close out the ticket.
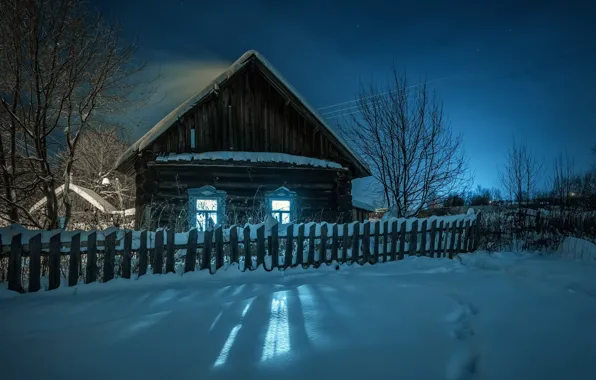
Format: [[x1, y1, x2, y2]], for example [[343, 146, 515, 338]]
[[0, 213, 481, 293]]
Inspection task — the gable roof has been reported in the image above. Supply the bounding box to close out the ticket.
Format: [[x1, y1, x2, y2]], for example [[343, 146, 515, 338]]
[[29, 183, 117, 214], [115, 50, 371, 177]]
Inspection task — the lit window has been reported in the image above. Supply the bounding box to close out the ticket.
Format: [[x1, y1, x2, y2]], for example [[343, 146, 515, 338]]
[[271, 199, 291, 223], [196, 199, 218, 231]]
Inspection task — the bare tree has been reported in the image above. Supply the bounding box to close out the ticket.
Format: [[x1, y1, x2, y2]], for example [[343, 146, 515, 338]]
[[551, 152, 576, 211], [0, 0, 143, 228], [499, 139, 542, 206], [339, 69, 470, 217]]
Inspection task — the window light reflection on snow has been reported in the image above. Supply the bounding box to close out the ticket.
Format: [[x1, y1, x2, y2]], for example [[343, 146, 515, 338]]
[[213, 324, 242, 367], [261, 292, 290, 362]]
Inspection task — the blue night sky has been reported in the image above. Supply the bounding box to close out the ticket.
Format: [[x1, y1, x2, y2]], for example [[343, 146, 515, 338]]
[[96, 0, 596, 189]]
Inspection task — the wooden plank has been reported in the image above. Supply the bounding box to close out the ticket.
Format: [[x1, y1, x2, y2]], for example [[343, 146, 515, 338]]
[[307, 223, 316, 266], [166, 228, 175, 274], [154, 230, 164, 274], [331, 224, 338, 263], [449, 221, 457, 259], [381, 221, 388, 263], [256, 225, 265, 269], [463, 219, 471, 252], [389, 220, 397, 261], [319, 223, 327, 265], [215, 226, 224, 271], [121, 231, 132, 279], [437, 221, 444, 258], [8, 234, 22, 292], [68, 233, 81, 286], [429, 220, 437, 258], [138, 231, 148, 276], [229, 226, 239, 264], [185, 229, 198, 272], [296, 224, 304, 266], [372, 221, 379, 263], [409, 220, 418, 256], [202, 228, 212, 271], [103, 232, 116, 282], [86, 232, 97, 283], [351, 223, 360, 264], [473, 212, 482, 251], [284, 224, 294, 268], [48, 233, 61, 290], [362, 222, 370, 263], [457, 220, 465, 254], [398, 221, 406, 260], [243, 226, 251, 271], [270, 222, 279, 270], [341, 223, 349, 263], [28, 234, 41, 292], [420, 220, 427, 257]]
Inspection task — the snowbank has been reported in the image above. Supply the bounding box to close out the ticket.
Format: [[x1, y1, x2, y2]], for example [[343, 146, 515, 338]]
[[557, 237, 596, 263]]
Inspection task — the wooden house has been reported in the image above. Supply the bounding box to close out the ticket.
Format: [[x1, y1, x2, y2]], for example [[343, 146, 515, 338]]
[[115, 50, 372, 230]]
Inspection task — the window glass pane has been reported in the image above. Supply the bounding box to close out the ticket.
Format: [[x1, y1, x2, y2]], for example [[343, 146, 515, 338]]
[[271, 200, 290, 211], [281, 212, 290, 224], [207, 212, 217, 226], [197, 213, 207, 231], [197, 199, 217, 211]]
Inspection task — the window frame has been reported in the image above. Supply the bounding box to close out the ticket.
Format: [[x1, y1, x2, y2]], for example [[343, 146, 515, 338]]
[[266, 187, 297, 224], [188, 186, 226, 230]]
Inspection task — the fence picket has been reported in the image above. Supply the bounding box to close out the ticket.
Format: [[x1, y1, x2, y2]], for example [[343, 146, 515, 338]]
[[48, 233, 61, 290], [8, 234, 22, 292], [319, 223, 327, 265], [341, 223, 349, 263], [285, 224, 294, 268], [362, 222, 370, 263], [68, 233, 81, 286], [457, 221, 465, 254], [296, 224, 305, 267], [243, 226, 251, 271], [86, 232, 97, 283], [382, 221, 389, 262], [331, 224, 338, 263], [398, 221, 406, 260], [122, 231, 132, 279], [202, 228, 212, 271], [29, 234, 41, 292], [166, 229, 175, 273], [420, 220, 427, 257], [307, 224, 316, 266], [215, 226, 224, 271], [256, 225, 265, 269], [154, 230, 164, 274], [463, 220, 471, 252], [473, 213, 482, 251], [429, 220, 437, 258], [449, 221, 457, 259], [351, 223, 360, 264], [390, 221, 398, 261], [186, 229, 198, 272], [372, 221, 379, 263], [409, 220, 418, 256], [229, 226, 238, 265], [270, 223, 279, 270], [103, 232, 116, 282], [437, 221, 444, 258], [138, 231, 148, 276]]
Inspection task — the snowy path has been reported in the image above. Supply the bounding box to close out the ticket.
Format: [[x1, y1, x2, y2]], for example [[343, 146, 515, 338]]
[[1, 252, 596, 380]]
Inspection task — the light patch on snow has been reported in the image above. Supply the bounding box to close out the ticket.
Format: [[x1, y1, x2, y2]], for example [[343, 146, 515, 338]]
[[156, 151, 344, 169]]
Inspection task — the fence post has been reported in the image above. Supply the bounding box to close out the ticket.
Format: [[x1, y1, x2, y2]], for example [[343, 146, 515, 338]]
[[285, 224, 294, 268], [185, 228, 198, 272], [351, 223, 360, 264], [307, 224, 316, 267], [372, 221, 379, 263], [463, 220, 472, 253], [456, 221, 464, 254], [154, 230, 164, 274], [429, 220, 437, 258], [68, 233, 81, 286], [341, 223, 349, 263], [409, 220, 418, 256], [103, 232, 116, 282], [420, 220, 427, 257], [229, 226, 238, 265], [362, 222, 370, 263], [319, 223, 327, 265], [138, 231, 148, 276], [121, 231, 132, 279], [243, 226, 251, 271], [201, 228, 212, 272], [86, 231, 97, 283], [48, 232, 61, 290], [331, 224, 338, 263], [390, 220, 398, 261], [296, 224, 305, 267], [437, 221, 444, 258], [29, 234, 41, 292], [270, 222, 279, 270], [382, 221, 389, 262], [166, 228, 175, 274], [398, 221, 406, 260], [8, 234, 22, 293], [256, 225, 265, 269], [215, 226, 224, 271], [473, 212, 483, 251], [449, 221, 457, 259]]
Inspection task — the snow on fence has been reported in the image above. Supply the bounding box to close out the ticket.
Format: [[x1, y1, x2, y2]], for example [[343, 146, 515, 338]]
[[0, 213, 480, 293]]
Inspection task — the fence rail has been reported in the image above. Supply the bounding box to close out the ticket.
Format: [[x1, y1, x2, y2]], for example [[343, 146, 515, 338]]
[[0, 213, 480, 293]]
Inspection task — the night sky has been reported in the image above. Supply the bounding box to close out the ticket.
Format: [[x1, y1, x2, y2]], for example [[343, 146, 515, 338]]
[[96, 0, 596, 189]]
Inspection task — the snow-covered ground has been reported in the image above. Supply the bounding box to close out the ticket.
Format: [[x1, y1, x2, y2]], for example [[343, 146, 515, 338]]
[[1, 249, 596, 380]]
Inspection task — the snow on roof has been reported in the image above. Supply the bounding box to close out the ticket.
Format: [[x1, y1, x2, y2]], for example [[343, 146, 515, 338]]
[[155, 151, 344, 169], [115, 50, 371, 176], [351, 176, 387, 211], [29, 184, 117, 214]]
